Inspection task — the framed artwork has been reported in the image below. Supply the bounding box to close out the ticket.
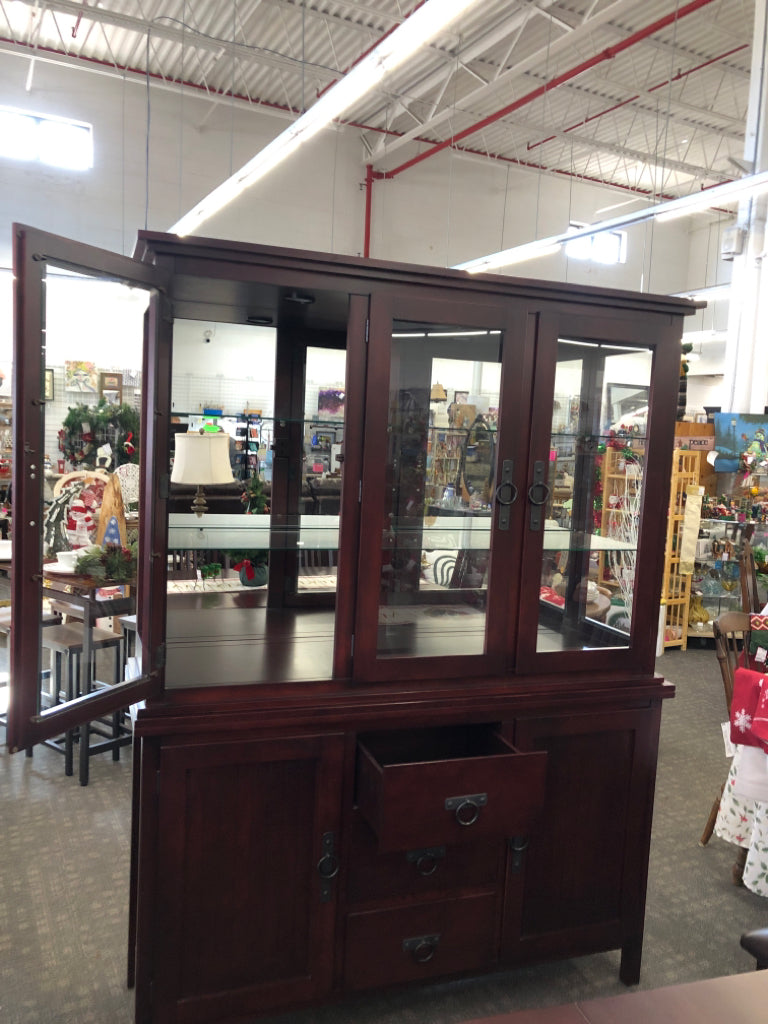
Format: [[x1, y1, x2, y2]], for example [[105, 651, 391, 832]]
[[65, 360, 98, 393], [713, 412, 768, 473], [44, 368, 54, 401], [99, 372, 123, 406], [317, 387, 345, 421], [454, 390, 469, 405]]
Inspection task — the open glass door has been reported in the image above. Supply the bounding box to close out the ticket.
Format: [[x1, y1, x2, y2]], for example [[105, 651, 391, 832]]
[[353, 292, 528, 682], [7, 225, 167, 766]]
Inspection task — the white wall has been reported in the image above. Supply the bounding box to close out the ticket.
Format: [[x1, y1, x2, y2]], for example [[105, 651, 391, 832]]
[[0, 53, 363, 267], [368, 149, 691, 294], [0, 50, 692, 299], [0, 49, 719, 436]]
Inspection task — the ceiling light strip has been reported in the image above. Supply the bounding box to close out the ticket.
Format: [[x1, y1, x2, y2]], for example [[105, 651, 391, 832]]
[[454, 170, 768, 274], [169, 0, 483, 237]]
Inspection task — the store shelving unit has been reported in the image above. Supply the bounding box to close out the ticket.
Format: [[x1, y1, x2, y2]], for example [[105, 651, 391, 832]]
[[662, 450, 700, 650], [599, 445, 644, 586]]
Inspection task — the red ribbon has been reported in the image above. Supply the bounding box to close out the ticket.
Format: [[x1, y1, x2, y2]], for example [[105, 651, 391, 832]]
[[234, 559, 254, 580]]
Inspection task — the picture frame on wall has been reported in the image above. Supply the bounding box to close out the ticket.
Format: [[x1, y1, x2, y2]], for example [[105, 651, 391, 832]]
[[99, 372, 123, 406], [44, 368, 54, 401], [65, 360, 98, 393]]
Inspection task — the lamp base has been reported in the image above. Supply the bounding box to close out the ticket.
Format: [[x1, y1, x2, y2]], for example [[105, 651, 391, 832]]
[[191, 485, 208, 517]]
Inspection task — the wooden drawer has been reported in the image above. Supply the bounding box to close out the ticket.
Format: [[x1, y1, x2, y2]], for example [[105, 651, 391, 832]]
[[343, 892, 498, 990], [356, 724, 547, 852], [346, 812, 503, 906]]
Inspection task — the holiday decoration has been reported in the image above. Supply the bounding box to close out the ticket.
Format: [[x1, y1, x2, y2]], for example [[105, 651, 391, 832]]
[[60, 400, 140, 470]]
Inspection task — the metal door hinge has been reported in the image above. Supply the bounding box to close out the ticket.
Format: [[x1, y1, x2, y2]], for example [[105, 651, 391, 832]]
[[508, 835, 530, 873], [317, 831, 339, 902]]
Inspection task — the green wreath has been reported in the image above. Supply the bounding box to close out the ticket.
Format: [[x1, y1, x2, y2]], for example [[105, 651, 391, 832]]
[[60, 399, 140, 469]]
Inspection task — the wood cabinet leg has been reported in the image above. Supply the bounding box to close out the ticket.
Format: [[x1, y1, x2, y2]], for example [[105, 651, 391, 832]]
[[620, 936, 642, 986]]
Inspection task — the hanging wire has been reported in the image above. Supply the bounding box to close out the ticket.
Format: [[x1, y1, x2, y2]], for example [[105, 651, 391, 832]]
[[500, 163, 511, 254], [144, 30, 151, 230], [301, 0, 306, 114], [534, 11, 555, 249], [121, 68, 127, 254], [230, 0, 236, 177], [444, 30, 462, 266], [330, 125, 339, 252], [178, 0, 186, 224], [643, 0, 683, 293]]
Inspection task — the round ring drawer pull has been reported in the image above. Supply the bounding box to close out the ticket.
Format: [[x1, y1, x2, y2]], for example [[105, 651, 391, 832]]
[[403, 933, 441, 963], [445, 792, 488, 826], [406, 845, 446, 876]]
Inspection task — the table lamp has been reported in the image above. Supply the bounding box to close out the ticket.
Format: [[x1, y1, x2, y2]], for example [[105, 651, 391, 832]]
[[171, 429, 234, 517]]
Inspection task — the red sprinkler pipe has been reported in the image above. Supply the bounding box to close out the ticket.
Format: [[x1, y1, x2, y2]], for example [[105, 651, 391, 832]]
[[382, 0, 719, 179], [364, 164, 375, 257]]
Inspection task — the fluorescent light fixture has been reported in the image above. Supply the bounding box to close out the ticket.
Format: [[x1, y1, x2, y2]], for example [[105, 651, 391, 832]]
[[682, 329, 727, 344], [170, 0, 483, 236], [674, 284, 731, 302], [594, 197, 654, 216], [455, 169, 768, 275], [458, 240, 562, 274], [655, 171, 768, 222]]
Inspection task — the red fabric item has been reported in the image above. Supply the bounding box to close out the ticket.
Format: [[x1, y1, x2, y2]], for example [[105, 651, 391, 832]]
[[731, 667, 768, 751], [234, 559, 254, 581], [752, 673, 768, 744]]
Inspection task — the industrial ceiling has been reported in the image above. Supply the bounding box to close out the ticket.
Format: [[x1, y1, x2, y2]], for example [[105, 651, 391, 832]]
[[0, 0, 754, 209]]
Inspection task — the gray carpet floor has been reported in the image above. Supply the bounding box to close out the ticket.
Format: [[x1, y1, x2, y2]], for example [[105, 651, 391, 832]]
[[1, 643, 767, 1024]]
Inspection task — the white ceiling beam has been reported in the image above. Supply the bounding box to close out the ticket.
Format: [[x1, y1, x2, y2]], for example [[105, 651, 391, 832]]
[[367, 0, 674, 163], [27, 0, 339, 82], [0, 39, 297, 122], [367, 0, 565, 159]]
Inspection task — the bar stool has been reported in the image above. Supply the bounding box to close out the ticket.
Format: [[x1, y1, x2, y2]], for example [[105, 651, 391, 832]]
[[41, 620, 127, 783], [0, 604, 61, 756]]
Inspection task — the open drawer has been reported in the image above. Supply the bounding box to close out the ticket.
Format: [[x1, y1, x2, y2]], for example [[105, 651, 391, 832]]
[[356, 724, 547, 852]]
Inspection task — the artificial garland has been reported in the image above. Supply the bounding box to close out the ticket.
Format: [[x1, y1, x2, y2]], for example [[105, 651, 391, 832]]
[[59, 399, 140, 469], [74, 541, 138, 583], [241, 471, 268, 515], [227, 472, 269, 576]]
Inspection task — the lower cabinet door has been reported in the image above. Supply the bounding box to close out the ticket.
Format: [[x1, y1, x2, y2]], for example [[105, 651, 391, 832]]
[[147, 732, 345, 1024], [503, 705, 661, 980], [343, 892, 499, 990]]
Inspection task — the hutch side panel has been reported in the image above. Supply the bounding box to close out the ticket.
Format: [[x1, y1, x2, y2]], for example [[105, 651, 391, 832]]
[[147, 733, 344, 1023], [507, 704, 662, 983]]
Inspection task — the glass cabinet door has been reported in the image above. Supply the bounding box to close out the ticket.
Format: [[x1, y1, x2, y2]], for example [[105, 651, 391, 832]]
[[354, 294, 526, 681], [517, 312, 663, 673], [8, 225, 163, 756], [163, 289, 363, 689]]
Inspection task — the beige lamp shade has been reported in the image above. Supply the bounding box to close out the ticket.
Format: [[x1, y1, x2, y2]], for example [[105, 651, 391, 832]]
[[430, 382, 448, 402], [171, 431, 234, 486], [171, 430, 234, 517]]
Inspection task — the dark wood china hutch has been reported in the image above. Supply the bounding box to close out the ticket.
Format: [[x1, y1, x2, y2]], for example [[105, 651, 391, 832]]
[[9, 224, 697, 1023]]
